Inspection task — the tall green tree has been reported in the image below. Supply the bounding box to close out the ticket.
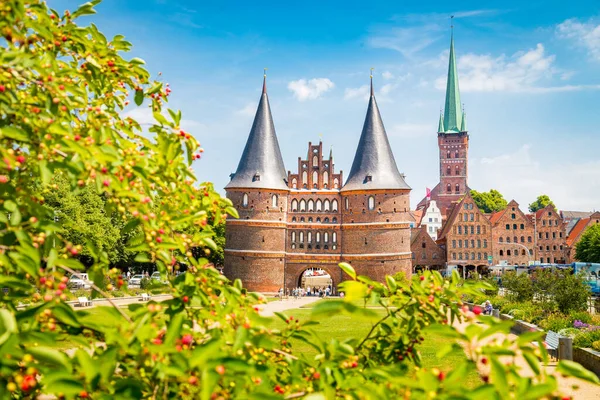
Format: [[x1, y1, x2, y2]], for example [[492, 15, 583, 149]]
[[470, 189, 508, 213], [575, 224, 600, 263], [529, 194, 555, 213]]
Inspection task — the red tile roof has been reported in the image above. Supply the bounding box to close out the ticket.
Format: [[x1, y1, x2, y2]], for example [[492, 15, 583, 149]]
[[413, 209, 424, 226], [489, 211, 505, 224], [567, 218, 590, 247]]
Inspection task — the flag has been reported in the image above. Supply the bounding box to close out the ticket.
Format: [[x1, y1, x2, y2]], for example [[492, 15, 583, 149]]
[[426, 187, 431, 200]]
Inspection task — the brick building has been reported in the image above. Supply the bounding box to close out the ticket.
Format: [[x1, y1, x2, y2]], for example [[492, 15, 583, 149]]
[[535, 204, 567, 264], [567, 211, 600, 261], [436, 192, 492, 273], [224, 75, 412, 293], [417, 30, 469, 215], [410, 226, 446, 270], [489, 200, 535, 266]]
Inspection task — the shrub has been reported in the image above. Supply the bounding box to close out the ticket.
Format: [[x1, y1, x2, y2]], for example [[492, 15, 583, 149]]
[[538, 313, 571, 332], [503, 272, 534, 302], [569, 310, 592, 325], [111, 290, 126, 298], [574, 330, 600, 348], [593, 341, 600, 352], [553, 271, 590, 314], [140, 278, 151, 289], [558, 328, 581, 338]]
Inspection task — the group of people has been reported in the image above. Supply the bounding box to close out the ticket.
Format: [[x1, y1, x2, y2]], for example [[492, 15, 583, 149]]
[[279, 286, 332, 299]]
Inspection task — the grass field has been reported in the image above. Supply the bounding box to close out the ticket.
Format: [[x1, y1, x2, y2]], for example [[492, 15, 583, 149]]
[[269, 307, 480, 387]]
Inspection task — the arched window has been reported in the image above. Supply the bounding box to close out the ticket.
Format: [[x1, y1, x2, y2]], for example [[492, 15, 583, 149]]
[[300, 217, 305, 222], [345, 197, 349, 209], [528, 236, 532, 243], [506, 237, 510, 243], [323, 171, 329, 186], [312, 155, 318, 166], [332, 200, 338, 211], [291, 232, 296, 242], [332, 232, 337, 243], [471, 252, 475, 260], [292, 178, 297, 189], [478, 253, 482, 260], [308, 217, 313, 222], [447, 151, 451, 158], [242, 193, 249, 207], [368, 196, 375, 210], [312, 171, 318, 187], [302, 171, 308, 185], [507, 250, 511, 256], [455, 184, 460, 193], [477, 239, 481, 248], [308, 199, 314, 212], [332, 217, 337, 223], [307, 232, 312, 242], [455, 151, 459, 158], [483, 240, 488, 248], [455, 166, 460, 176], [316, 217, 321, 222], [272, 194, 278, 207], [499, 237, 503, 243], [522, 249, 526, 255], [470, 213, 474, 221], [292, 217, 296, 222], [299, 232, 304, 242], [520, 223, 524, 229], [324, 232, 329, 243], [513, 224, 517, 230], [334, 178, 339, 189], [315, 199, 322, 211], [476, 226, 481, 234], [300, 199, 306, 211], [291, 199, 298, 211], [324, 200, 330, 211], [514, 236, 518, 244], [446, 166, 451, 175], [316, 232, 321, 242], [499, 250, 504, 256]]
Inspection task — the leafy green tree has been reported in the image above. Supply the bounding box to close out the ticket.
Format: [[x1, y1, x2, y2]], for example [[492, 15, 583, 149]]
[[502, 271, 534, 302], [0, 1, 596, 398], [575, 224, 600, 263], [470, 189, 508, 213], [552, 270, 590, 314], [529, 194, 555, 213]]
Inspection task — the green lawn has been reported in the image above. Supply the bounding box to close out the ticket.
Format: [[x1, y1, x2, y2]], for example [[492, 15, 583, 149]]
[[270, 307, 480, 387]]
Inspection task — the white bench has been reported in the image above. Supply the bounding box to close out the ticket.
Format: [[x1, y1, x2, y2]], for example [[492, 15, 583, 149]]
[[544, 331, 560, 359], [141, 293, 150, 301], [78, 297, 91, 307]]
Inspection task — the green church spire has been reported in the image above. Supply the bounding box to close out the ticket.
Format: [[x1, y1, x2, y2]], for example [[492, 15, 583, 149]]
[[437, 111, 444, 133], [460, 110, 467, 132], [442, 26, 463, 133]]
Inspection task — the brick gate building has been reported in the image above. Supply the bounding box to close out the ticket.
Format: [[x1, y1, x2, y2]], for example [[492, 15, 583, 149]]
[[224, 76, 412, 293]]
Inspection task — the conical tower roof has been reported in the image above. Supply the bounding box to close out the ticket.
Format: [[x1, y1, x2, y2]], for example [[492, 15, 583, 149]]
[[225, 75, 288, 190], [441, 29, 463, 133], [341, 77, 410, 192]]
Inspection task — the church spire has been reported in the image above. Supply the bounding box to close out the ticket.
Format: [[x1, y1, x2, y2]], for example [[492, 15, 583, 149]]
[[342, 74, 410, 192], [225, 72, 288, 190], [438, 110, 444, 133], [329, 146, 334, 164], [442, 20, 463, 133]]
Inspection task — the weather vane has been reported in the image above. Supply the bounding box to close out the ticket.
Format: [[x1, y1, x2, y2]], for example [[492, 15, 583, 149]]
[[450, 15, 454, 29], [264, 67, 267, 77], [370, 67, 374, 78]]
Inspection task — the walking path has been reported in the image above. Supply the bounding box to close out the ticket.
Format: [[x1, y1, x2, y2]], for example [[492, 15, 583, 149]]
[[257, 296, 321, 316], [454, 318, 600, 398]]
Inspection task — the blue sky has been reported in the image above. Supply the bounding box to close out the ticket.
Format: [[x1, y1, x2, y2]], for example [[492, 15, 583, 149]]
[[51, 0, 600, 211]]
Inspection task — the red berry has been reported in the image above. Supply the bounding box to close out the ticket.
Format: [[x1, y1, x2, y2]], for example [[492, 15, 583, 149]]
[[428, 295, 434, 302], [0, 85, 5, 92], [473, 306, 482, 315], [313, 372, 320, 379], [153, 338, 162, 345], [181, 334, 193, 345], [103, 179, 110, 187], [156, 237, 163, 243], [215, 365, 225, 375], [437, 371, 445, 381], [188, 376, 198, 385], [16, 155, 26, 163], [420, 276, 425, 281], [481, 357, 488, 365], [182, 296, 189, 303], [70, 248, 78, 255], [79, 391, 89, 398]]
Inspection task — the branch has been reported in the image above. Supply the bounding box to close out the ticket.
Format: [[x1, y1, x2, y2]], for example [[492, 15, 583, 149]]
[[56, 264, 133, 323], [272, 348, 298, 360], [356, 299, 410, 351], [285, 392, 306, 399]]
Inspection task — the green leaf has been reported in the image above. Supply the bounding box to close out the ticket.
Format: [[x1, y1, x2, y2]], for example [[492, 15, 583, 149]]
[[0, 310, 17, 346], [164, 313, 184, 346], [129, 57, 146, 65], [522, 351, 541, 376], [557, 360, 600, 384], [134, 89, 144, 106], [338, 262, 356, 280], [29, 347, 71, 370], [338, 280, 368, 300], [153, 112, 169, 126], [3, 200, 16, 212], [385, 275, 397, 293], [43, 375, 85, 397], [52, 304, 81, 328], [202, 237, 217, 251], [0, 127, 29, 142]]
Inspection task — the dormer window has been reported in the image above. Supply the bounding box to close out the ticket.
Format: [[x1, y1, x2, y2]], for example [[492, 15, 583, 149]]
[[365, 174, 372, 183], [252, 172, 261, 182]]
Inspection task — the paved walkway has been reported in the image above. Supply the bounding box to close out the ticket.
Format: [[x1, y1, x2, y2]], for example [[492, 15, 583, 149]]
[[454, 318, 600, 398], [257, 296, 321, 316]]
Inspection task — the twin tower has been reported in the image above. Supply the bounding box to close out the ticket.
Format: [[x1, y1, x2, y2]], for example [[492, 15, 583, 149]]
[[223, 76, 412, 292]]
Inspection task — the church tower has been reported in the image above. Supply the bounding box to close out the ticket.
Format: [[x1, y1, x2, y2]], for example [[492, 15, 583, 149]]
[[340, 76, 413, 281], [224, 74, 289, 292], [416, 26, 469, 215]]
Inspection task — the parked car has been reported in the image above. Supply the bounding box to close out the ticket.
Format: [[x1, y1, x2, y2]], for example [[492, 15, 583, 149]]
[[151, 271, 167, 283], [128, 274, 144, 287], [68, 273, 91, 290]]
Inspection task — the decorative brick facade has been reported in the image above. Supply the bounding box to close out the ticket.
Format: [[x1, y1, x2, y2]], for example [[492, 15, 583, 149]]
[[411, 226, 446, 269], [535, 204, 567, 264], [489, 200, 535, 266], [436, 192, 492, 268]]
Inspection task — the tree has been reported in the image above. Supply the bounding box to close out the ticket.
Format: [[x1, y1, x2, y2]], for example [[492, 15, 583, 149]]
[[470, 189, 508, 213], [575, 224, 600, 263], [0, 1, 594, 398], [529, 194, 555, 213], [502, 271, 534, 302], [552, 270, 590, 314]]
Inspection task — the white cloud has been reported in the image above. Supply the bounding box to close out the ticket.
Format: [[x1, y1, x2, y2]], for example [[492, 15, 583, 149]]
[[434, 43, 600, 93], [382, 71, 394, 80], [471, 145, 600, 211], [287, 78, 335, 101], [236, 102, 256, 117], [388, 123, 432, 138], [556, 18, 600, 61], [344, 85, 370, 100], [368, 25, 442, 58]]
